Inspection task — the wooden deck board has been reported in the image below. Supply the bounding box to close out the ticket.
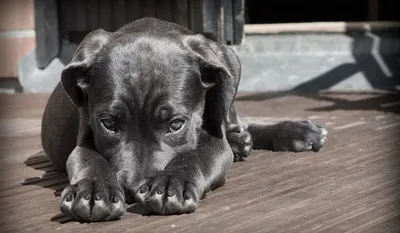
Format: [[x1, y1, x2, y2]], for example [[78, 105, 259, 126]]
[[0, 92, 399, 233]]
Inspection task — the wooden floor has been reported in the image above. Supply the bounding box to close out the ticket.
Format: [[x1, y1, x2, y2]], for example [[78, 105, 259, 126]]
[[0, 92, 399, 233]]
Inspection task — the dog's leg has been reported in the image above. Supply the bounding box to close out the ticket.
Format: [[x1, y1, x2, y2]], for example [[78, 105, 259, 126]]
[[41, 84, 126, 221], [246, 120, 328, 152], [59, 146, 126, 221], [225, 105, 253, 161], [135, 132, 233, 215]]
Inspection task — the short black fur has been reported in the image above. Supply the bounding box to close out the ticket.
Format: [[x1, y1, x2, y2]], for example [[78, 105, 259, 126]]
[[41, 18, 328, 221]]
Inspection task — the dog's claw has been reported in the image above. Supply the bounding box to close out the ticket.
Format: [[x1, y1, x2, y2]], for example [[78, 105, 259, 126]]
[[59, 179, 126, 222], [136, 172, 199, 215]]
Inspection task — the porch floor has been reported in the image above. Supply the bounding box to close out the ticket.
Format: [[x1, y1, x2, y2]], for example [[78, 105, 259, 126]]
[[0, 92, 399, 233]]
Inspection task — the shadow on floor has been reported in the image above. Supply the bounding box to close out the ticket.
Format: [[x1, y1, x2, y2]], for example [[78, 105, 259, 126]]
[[295, 28, 400, 92], [22, 151, 72, 223], [299, 92, 400, 114], [22, 150, 146, 224], [22, 151, 68, 197], [236, 91, 400, 114]]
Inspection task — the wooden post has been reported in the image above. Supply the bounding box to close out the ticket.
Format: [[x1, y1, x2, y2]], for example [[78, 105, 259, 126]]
[[34, 0, 60, 69], [233, 0, 244, 45], [223, 0, 234, 45], [202, 0, 222, 42], [200, 0, 244, 45]]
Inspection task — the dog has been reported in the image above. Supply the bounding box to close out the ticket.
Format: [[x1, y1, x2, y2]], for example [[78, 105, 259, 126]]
[[41, 17, 328, 222]]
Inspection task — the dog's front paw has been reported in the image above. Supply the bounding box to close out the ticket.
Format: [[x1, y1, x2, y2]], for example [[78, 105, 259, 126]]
[[273, 120, 328, 152], [59, 178, 126, 222], [226, 124, 253, 161], [136, 172, 200, 215]]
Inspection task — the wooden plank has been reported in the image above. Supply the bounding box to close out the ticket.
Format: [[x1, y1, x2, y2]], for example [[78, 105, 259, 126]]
[[125, 0, 141, 23], [188, 0, 203, 33], [173, 0, 189, 28], [202, 0, 222, 42], [58, 0, 72, 41], [86, 0, 100, 31], [113, 0, 126, 30], [75, 0, 87, 32], [99, 0, 113, 31], [34, 0, 60, 69], [244, 21, 400, 34], [155, 0, 173, 22], [141, 0, 155, 18]]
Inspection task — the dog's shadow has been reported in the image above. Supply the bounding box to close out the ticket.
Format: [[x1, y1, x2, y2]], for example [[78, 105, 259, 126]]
[[22, 151, 149, 224], [22, 151, 73, 223]]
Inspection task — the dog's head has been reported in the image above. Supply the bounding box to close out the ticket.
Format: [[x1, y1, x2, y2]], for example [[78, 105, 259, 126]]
[[60, 21, 240, 174]]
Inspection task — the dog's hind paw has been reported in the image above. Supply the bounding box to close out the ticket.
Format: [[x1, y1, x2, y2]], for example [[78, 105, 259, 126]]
[[59, 178, 126, 222], [226, 124, 253, 161], [271, 120, 328, 152]]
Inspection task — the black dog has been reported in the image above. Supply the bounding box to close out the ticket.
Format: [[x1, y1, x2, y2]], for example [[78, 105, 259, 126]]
[[41, 18, 328, 222]]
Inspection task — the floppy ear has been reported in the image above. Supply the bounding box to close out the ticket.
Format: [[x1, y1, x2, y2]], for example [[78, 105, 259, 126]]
[[183, 34, 241, 126], [61, 29, 112, 107]]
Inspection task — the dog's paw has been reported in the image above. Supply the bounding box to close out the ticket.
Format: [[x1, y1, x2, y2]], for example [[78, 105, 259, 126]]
[[135, 172, 200, 215], [272, 120, 328, 152], [226, 124, 253, 161], [59, 178, 126, 222]]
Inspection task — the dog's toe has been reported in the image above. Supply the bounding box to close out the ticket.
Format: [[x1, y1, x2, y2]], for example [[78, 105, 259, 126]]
[[60, 179, 125, 222], [320, 127, 328, 137], [272, 121, 328, 152], [136, 172, 199, 215], [227, 124, 253, 161], [311, 135, 327, 152]]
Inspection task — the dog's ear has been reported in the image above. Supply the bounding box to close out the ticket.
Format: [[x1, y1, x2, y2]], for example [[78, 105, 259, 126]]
[[61, 29, 112, 107], [183, 34, 240, 126]]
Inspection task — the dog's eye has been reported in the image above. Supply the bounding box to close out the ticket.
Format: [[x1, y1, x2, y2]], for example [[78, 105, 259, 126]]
[[101, 118, 116, 131], [169, 119, 185, 132]]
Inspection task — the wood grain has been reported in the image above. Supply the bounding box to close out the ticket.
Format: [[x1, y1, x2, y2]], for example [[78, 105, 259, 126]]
[[0, 92, 399, 233]]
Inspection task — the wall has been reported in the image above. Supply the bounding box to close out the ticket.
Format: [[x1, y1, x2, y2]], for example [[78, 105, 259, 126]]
[[0, 0, 36, 78], [232, 31, 400, 92]]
